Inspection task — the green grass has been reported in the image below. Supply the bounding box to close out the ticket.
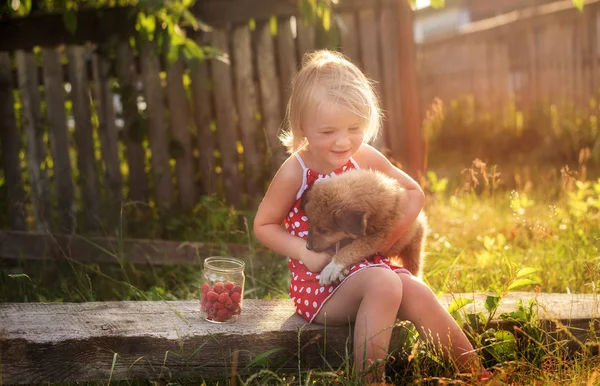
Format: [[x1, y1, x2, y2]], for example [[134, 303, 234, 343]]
[[1, 159, 599, 384]]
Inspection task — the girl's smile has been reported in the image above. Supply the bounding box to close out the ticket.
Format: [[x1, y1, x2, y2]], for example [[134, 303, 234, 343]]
[[301, 99, 366, 172]]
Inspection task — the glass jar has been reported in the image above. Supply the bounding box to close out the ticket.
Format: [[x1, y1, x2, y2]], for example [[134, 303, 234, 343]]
[[200, 256, 245, 323]]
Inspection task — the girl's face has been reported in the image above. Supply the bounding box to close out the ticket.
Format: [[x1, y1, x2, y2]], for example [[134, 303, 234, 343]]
[[301, 99, 365, 173]]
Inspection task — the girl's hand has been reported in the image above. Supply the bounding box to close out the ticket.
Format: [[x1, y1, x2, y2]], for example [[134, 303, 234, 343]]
[[298, 245, 333, 273]]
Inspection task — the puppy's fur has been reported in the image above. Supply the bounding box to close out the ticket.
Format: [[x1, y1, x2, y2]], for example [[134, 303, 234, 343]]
[[302, 169, 427, 285]]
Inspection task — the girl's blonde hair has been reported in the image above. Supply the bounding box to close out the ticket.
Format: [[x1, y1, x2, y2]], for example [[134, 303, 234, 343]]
[[279, 50, 381, 154]]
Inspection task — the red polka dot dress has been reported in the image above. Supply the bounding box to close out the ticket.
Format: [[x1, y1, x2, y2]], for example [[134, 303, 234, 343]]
[[284, 154, 411, 323]]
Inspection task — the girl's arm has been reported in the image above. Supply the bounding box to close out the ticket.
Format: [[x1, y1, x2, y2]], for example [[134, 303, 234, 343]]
[[253, 157, 332, 272], [359, 144, 425, 252]]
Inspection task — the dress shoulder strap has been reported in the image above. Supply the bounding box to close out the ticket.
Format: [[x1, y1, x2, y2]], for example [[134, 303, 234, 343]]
[[294, 153, 309, 200], [349, 157, 361, 170], [295, 153, 308, 171]]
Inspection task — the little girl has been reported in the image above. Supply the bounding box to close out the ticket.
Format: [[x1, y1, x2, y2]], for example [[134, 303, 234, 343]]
[[253, 50, 490, 383]]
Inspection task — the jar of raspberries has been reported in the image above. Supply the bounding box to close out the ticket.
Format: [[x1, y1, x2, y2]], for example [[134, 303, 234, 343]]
[[200, 256, 245, 323]]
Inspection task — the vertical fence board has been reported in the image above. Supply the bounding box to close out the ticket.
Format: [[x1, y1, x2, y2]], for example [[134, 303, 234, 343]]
[[190, 35, 218, 196], [256, 21, 286, 177], [166, 59, 198, 210], [232, 25, 264, 208], [358, 8, 386, 150], [379, 4, 402, 158], [115, 41, 149, 203], [339, 12, 361, 67], [41, 47, 75, 232], [210, 29, 243, 207], [67, 46, 101, 230], [277, 17, 299, 119], [296, 18, 316, 57], [590, 8, 599, 96], [0, 52, 27, 230], [16, 50, 51, 231], [139, 40, 174, 210], [92, 52, 123, 229]]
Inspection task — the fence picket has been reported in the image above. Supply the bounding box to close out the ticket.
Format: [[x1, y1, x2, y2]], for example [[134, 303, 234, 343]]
[[92, 52, 123, 229], [166, 59, 198, 210], [277, 17, 299, 119], [339, 12, 361, 67], [0, 52, 27, 230], [67, 46, 101, 231], [232, 25, 264, 208], [210, 29, 244, 207], [16, 50, 51, 232], [115, 41, 149, 203], [139, 40, 174, 210], [296, 19, 316, 57], [41, 47, 75, 232], [256, 21, 286, 177], [190, 34, 218, 197], [358, 8, 386, 150]]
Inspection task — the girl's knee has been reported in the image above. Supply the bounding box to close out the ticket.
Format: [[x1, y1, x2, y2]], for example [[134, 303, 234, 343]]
[[364, 268, 403, 301]]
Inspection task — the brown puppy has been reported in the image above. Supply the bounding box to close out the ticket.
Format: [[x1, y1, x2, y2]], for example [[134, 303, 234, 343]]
[[302, 169, 427, 285]]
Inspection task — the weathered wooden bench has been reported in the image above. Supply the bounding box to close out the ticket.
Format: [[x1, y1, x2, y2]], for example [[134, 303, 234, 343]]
[[1, 292, 598, 384]]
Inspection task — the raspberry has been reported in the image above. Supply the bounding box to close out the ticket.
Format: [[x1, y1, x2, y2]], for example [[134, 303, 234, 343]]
[[225, 281, 235, 291], [232, 285, 242, 294], [214, 301, 225, 309], [225, 299, 233, 309], [207, 291, 219, 302], [230, 291, 241, 303], [201, 283, 210, 294], [213, 282, 225, 294], [216, 308, 229, 317], [217, 292, 229, 303]]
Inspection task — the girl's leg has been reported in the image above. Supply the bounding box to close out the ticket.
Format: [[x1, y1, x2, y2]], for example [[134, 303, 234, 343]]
[[313, 267, 404, 382], [396, 273, 483, 374]]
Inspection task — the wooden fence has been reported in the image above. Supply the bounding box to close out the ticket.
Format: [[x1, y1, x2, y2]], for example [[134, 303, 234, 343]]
[[0, 0, 408, 235], [2, 0, 599, 236], [417, 0, 600, 113]]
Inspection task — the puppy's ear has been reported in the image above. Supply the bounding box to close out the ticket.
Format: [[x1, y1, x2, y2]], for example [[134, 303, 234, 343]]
[[333, 209, 368, 237]]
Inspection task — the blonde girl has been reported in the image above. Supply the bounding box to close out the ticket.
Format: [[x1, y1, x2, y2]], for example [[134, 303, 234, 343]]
[[253, 50, 490, 383]]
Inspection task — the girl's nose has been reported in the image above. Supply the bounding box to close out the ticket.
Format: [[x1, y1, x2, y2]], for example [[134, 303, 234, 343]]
[[335, 135, 351, 147]]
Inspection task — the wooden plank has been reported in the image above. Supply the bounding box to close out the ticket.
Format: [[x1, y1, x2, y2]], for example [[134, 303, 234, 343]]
[[379, 4, 403, 160], [115, 41, 149, 203], [15, 50, 51, 232], [210, 29, 243, 208], [395, 1, 423, 178], [189, 35, 218, 197], [67, 46, 101, 231], [590, 7, 599, 98], [1, 292, 598, 384], [277, 17, 299, 119], [0, 230, 263, 266], [166, 59, 198, 210], [41, 47, 75, 232], [255, 21, 286, 177], [0, 52, 27, 231], [232, 25, 264, 208], [296, 18, 316, 57], [92, 51, 123, 230], [339, 12, 362, 68], [139, 40, 174, 210]]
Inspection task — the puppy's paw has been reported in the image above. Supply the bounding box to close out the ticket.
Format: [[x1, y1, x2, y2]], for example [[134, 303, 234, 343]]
[[320, 262, 348, 286]]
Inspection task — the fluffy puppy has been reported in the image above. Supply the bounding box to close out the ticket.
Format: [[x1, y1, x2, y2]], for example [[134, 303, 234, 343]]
[[302, 169, 427, 286]]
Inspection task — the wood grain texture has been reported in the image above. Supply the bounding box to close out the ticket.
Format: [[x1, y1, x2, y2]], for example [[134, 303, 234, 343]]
[[0, 52, 27, 230], [41, 47, 76, 232], [1, 293, 598, 384], [67, 46, 101, 231], [16, 50, 52, 232]]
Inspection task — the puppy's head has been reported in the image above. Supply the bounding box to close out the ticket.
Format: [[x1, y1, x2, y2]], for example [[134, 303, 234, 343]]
[[302, 183, 370, 252]]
